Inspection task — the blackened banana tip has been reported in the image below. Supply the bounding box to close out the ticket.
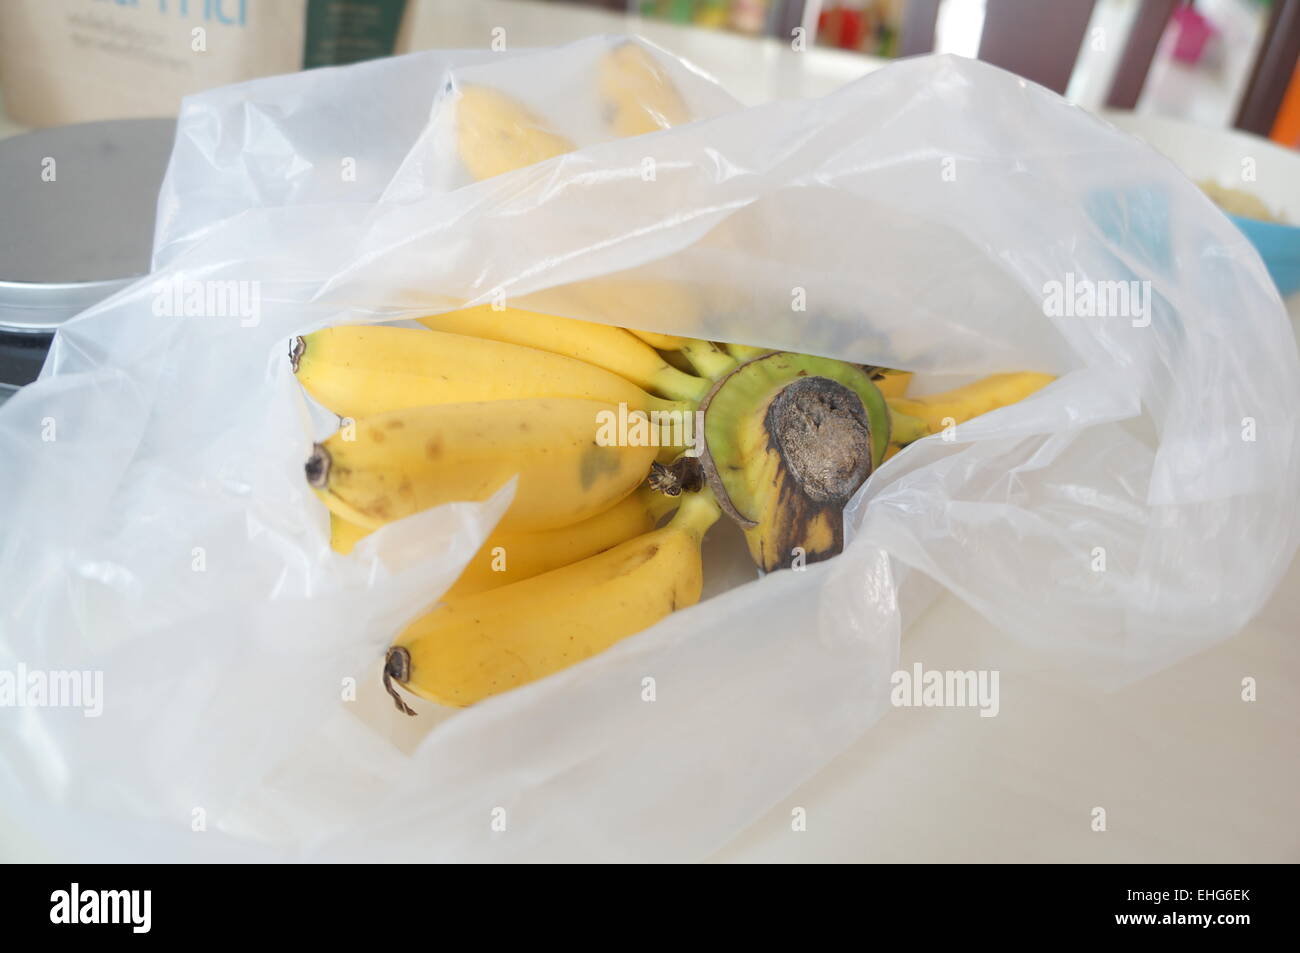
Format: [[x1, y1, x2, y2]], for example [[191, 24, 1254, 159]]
[[305, 443, 331, 489], [383, 647, 416, 716]]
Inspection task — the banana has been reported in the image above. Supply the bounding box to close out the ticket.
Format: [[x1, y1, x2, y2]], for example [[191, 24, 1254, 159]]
[[887, 372, 1055, 439], [450, 75, 730, 386], [329, 512, 372, 555], [597, 42, 691, 138], [291, 325, 695, 423], [417, 305, 709, 402], [306, 398, 661, 532], [383, 489, 721, 710], [625, 328, 691, 351], [455, 85, 574, 181], [546, 280, 736, 381], [332, 487, 677, 599], [870, 369, 913, 399]]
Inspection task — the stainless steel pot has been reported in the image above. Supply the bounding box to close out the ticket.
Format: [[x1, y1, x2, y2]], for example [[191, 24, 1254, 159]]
[[0, 118, 176, 399]]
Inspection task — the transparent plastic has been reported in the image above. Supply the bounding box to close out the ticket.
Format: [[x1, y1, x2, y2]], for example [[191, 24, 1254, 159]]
[[1, 39, 1296, 861]]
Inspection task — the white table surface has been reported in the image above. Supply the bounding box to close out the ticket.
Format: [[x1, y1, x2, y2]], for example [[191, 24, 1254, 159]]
[[3, 0, 1297, 863]]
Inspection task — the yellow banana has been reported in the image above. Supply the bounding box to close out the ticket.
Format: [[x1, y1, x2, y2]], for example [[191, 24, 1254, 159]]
[[449, 80, 727, 383], [383, 489, 720, 710], [533, 277, 729, 381], [887, 372, 1055, 439], [455, 85, 574, 181], [626, 328, 689, 351], [417, 305, 709, 402], [872, 369, 913, 399], [329, 512, 372, 555], [332, 486, 677, 600], [597, 42, 691, 137], [444, 486, 676, 598], [291, 325, 693, 421], [306, 398, 661, 532]]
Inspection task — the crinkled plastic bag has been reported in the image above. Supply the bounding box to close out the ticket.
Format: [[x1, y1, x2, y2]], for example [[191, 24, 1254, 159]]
[[2, 38, 1297, 862]]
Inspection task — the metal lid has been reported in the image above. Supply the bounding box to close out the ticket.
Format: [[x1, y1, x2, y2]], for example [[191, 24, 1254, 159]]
[[0, 118, 176, 333]]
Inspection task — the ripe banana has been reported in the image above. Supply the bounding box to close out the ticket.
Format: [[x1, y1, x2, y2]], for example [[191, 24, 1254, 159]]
[[624, 328, 689, 351], [455, 85, 574, 181], [417, 305, 709, 402], [871, 368, 913, 399], [306, 398, 660, 532], [383, 488, 721, 710], [291, 325, 692, 421], [532, 277, 733, 383], [447, 79, 728, 388], [333, 487, 677, 598], [597, 42, 691, 137], [329, 512, 371, 555], [887, 372, 1055, 439]]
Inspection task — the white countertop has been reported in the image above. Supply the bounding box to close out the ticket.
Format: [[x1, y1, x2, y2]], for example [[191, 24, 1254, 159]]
[[714, 551, 1300, 863]]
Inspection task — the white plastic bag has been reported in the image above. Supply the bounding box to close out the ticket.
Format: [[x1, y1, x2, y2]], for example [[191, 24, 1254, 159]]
[[2, 39, 1297, 862]]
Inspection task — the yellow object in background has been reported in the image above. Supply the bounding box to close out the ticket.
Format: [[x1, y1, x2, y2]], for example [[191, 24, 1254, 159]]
[[598, 41, 691, 137], [455, 85, 574, 180]]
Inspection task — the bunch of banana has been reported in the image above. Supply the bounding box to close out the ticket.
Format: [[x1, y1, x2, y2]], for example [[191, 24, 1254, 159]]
[[287, 49, 1062, 713], [295, 320, 1051, 711]]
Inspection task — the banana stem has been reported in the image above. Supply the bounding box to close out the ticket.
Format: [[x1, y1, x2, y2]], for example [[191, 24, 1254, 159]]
[[670, 486, 722, 540], [383, 647, 417, 716]]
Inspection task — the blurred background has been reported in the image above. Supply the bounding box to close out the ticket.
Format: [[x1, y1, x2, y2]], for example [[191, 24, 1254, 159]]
[[2, 0, 1296, 137], [2, 0, 1298, 399]]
